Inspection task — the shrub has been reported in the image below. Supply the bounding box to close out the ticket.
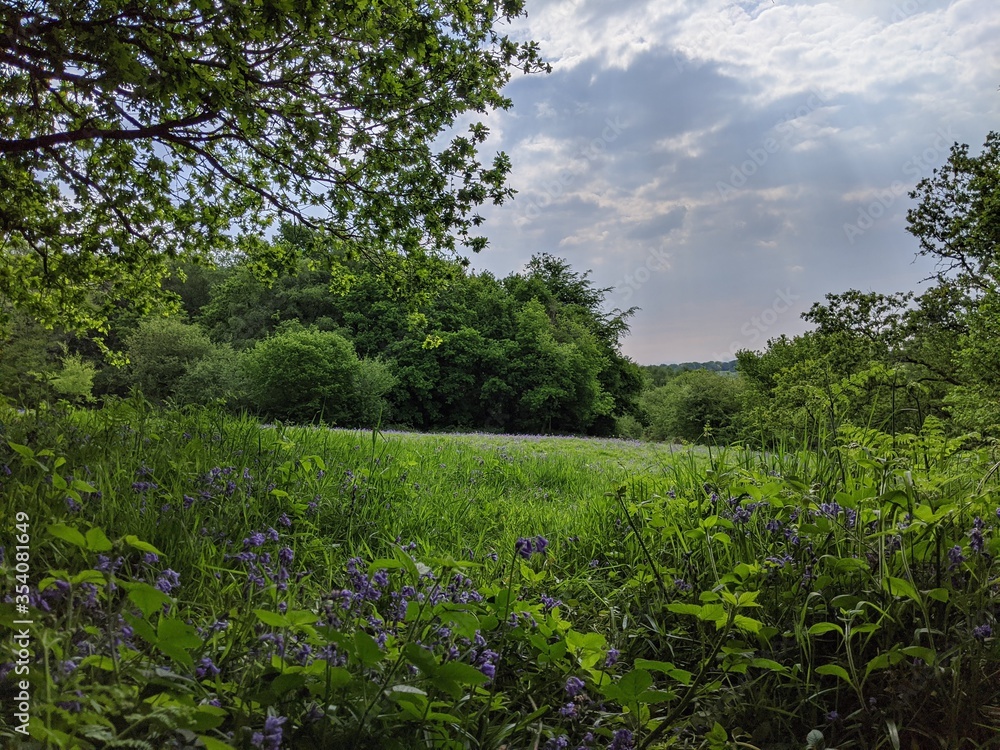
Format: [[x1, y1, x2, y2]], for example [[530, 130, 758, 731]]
[[241, 324, 359, 423], [173, 344, 245, 408], [641, 369, 744, 443], [125, 317, 214, 402]]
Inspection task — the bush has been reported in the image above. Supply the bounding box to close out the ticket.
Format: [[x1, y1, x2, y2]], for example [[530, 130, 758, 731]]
[[641, 370, 745, 443], [173, 345, 245, 408], [241, 324, 360, 423], [346, 357, 397, 427], [125, 317, 214, 402]]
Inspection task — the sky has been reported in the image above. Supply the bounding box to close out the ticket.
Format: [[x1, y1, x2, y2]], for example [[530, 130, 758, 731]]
[[464, 0, 1000, 364]]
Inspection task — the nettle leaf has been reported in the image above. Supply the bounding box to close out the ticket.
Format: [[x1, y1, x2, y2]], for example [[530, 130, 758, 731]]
[[255, 609, 289, 628], [85, 527, 113, 552], [355, 631, 384, 668], [123, 534, 165, 556], [48, 523, 87, 548], [815, 663, 852, 683], [128, 583, 170, 618]]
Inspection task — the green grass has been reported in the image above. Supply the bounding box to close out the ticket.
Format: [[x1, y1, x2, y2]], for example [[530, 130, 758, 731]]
[[1, 400, 999, 749]]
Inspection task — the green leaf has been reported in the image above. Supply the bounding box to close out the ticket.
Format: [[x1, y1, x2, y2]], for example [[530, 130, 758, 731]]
[[436, 661, 489, 687], [354, 631, 383, 668], [403, 643, 438, 676], [123, 535, 164, 556], [666, 603, 702, 617], [254, 609, 289, 628], [617, 668, 653, 704], [196, 734, 236, 750], [158, 618, 202, 650], [128, 581, 171, 617], [48, 523, 87, 548], [883, 576, 921, 604], [807, 622, 843, 637], [815, 664, 852, 683], [85, 527, 113, 552], [8, 441, 35, 459]]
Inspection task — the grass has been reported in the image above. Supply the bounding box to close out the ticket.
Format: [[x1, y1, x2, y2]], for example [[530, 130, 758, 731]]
[[1, 399, 998, 749]]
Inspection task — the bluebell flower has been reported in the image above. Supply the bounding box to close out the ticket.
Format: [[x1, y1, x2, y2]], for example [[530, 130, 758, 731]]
[[565, 676, 585, 697]]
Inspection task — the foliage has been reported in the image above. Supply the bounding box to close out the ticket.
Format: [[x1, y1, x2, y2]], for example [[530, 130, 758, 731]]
[[0, 0, 548, 334], [907, 131, 1000, 293], [125, 317, 215, 403], [640, 369, 745, 443], [1, 404, 998, 749], [240, 324, 360, 424]]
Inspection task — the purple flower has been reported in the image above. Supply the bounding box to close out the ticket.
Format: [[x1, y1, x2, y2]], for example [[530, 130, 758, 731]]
[[608, 728, 634, 750], [515, 537, 533, 559], [826, 710, 840, 722], [155, 569, 181, 594], [673, 578, 692, 592], [244, 532, 266, 548], [545, 736, 570, 749], [604, 648, 619, 667], [278, 547, 294, 565], [278, 513, 292, 527], [541, 593, 562, 613], [948, 545, 966, 568], [559, 702, 578, 718], [65, 496, 81, 513], [143, 552, 159, 565], [534, 535, 549, 555], [973, 624, 992, 641], [565, 676, 585, 697], [970, 524, 985, 554], [195, 656, 220, 680]]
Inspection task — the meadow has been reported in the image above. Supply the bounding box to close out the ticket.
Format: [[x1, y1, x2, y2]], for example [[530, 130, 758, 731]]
[[1, 399, 998, 749]]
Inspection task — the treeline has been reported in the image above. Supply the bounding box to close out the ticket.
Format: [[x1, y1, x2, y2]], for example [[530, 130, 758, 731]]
[[0, 235, 644, 436], [625, 131, 1000, 445]]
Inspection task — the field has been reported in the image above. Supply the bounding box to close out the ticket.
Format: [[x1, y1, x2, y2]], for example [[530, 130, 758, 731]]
[[2, 400, 999, 749]]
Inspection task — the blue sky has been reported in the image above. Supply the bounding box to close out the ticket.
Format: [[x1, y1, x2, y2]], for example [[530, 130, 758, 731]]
[[465, 0, 1000, 364]]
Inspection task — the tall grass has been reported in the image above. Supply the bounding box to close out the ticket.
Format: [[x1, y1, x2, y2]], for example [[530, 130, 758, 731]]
[[1, 400, 998, 749]]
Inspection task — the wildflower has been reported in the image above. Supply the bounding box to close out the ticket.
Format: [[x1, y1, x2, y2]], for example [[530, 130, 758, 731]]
[[557, 701, 577, 717], [765, 519, 782, 533], [155, 569, 181, 594], [515, 537, 533, 559], [244, 532, 266, 548], [673, 578, 692, 592], [143, 553, 159, 565], [732, 506, 752, 524], [589, 559, 600, 568], [541, 593, 562, 613], [183, 495, 195, 509], [195, 656, 220, 680], [534, 535, 549, 555], [251, 715, 286, 749], [65, 496, 81, 513], [604, 648, 619, 667], [970, 522, 985, 554], [948, 545, 966, 569], [826, 710, 840, 723], [565, 676, 586, 697], [278, 513, 292, 527], [266, 527, 279, 542], [608, 728, 635, 750], [278, 547, 294, 565], [973, 624, 992, 641], [545, 735, 570, 749]]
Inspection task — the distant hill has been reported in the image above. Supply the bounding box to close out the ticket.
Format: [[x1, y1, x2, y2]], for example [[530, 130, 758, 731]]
[[640, 361, 738, 387]]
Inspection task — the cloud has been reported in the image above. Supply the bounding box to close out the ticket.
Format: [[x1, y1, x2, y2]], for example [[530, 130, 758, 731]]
[[471, 0, 1000, 362]]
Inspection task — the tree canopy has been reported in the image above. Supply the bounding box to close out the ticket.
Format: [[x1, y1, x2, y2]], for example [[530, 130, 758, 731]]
[[0, 0, 547, 333]]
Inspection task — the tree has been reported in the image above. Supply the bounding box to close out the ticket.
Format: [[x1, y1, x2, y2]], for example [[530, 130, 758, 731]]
[[241, 324, 360, 424], [0, 0, 548, 334], [907, 131, 1000, 293]]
